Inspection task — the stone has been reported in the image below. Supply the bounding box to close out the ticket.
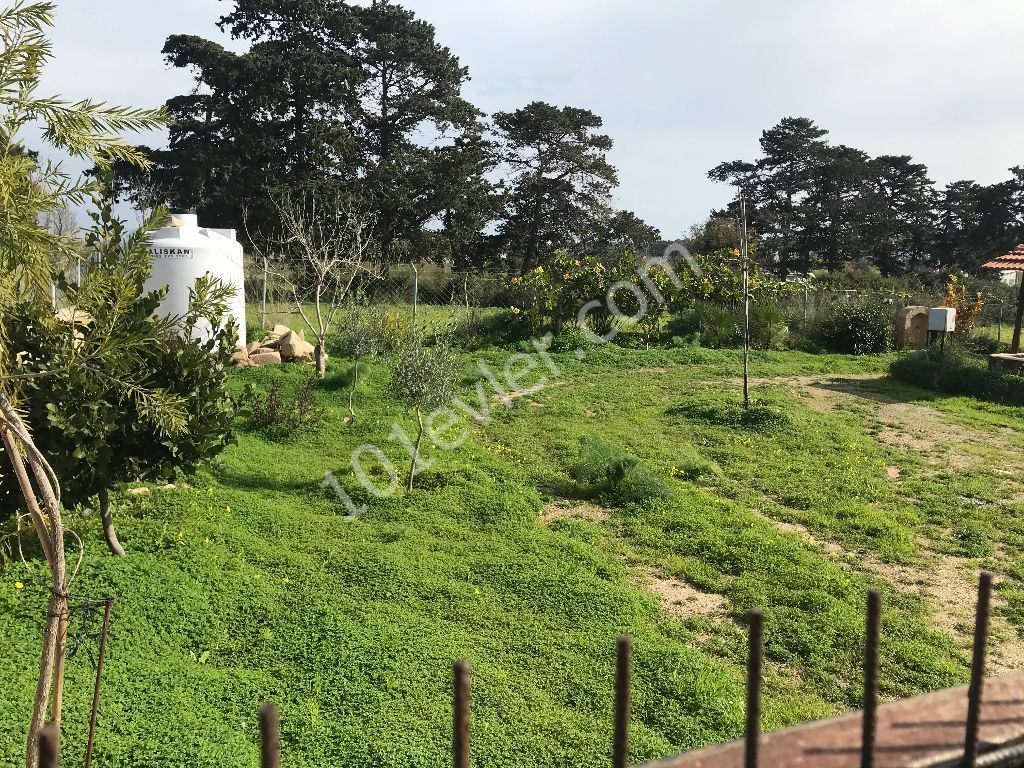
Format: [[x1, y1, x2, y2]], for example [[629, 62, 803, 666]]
[[896, 306, 929, 348], [246, 341, 262, 355], [269, 324, 291, 339], [279, 331, 316, 362], [230, 350, 250, 367], [55, 307, 92, 348], [249, 350, 282, 366], [989, 353, 1024, 373]]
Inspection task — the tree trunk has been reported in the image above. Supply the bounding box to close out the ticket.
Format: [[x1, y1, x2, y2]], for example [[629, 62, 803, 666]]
[[0, 394, 68, 768], [407, 407, 424, 493], [348, 357, 359, 418], [99, 489, 125, 557], [315, 343, 327, 378], [1012, 278, 1024, 354]]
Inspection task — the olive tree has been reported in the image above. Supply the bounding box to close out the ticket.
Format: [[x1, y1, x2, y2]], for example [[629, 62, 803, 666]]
[[391, 336, 460, 492], [334, 301, 392, 418]]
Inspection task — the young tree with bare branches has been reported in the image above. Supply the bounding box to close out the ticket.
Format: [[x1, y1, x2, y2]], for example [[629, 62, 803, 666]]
[[248, 191, 376, 377]]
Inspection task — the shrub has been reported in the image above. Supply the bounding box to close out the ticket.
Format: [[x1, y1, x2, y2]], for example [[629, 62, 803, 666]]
[[453, 309, 533, 349], [696, 305, 740, 348], [241, 374, 325, 440], [511, 252, 611, 334], [819, 302, 895, 355], [669, 397, 793, 434], [332, 301, 390, 417], [941, 274, 985, 335], [890, 351, 1024, 406], [550, 322, 591, 353], [571, 436, 673, 505], [749, 301, 789, 350], [0, 201, 237, 556], [391, 336, 461, 491]]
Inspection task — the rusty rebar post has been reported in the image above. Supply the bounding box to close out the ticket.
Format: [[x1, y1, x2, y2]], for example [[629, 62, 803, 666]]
[[84, 596, 114, 768], [38, 722, 59, 768], [259, 703, 280, 768], [964, 571, 993, 768], [614, 636, 633, 768], [862, 590, 881, 768], [745, 609, 764, 768], [454, 661, 470, 768]]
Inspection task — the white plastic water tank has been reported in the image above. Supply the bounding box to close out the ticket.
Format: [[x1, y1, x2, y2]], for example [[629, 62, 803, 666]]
[[146, 213, 247, 348]]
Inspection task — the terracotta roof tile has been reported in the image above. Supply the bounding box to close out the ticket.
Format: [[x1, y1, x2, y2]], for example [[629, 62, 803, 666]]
[[983, 245, 1024, 270]]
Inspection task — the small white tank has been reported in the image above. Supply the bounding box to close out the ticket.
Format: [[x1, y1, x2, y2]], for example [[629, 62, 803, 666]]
[[146, 212, 247, 348]]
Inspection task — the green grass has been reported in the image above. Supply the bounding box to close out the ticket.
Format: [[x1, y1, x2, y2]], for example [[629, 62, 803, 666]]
[[4, 316, 1024, 767]]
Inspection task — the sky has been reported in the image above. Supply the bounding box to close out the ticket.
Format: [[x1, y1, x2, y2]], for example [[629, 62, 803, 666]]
[[38, 0, 1024, 238]]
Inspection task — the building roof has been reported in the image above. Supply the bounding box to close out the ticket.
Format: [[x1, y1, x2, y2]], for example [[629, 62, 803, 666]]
[[983, 244, 1024, 270]]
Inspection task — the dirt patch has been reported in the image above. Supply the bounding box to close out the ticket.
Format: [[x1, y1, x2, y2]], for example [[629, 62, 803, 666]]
[[754, 511, 846, 557], [541, 498, 731, 620], [540, 499, 611, 525], [886, 466, 902, 480], [745, 373, 1024, 473], [499, 379, 564, 403], [752, 506, 1024, 671], [642, 570, 729, 620]]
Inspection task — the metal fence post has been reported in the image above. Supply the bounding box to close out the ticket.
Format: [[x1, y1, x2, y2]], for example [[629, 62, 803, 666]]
[[84, 597, 114, 768], [261, 255, 269, 331], [260, 703, 280, 768], [745, 609, 764, 768], [454, 661, 470, 768], [613, 636, 632, 768], [411, 263, 419, 328], [964, 571, 993, 767]]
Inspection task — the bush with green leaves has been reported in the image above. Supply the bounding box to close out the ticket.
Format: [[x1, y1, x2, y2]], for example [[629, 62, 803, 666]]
[[391, 336, 461, 491], [240, 373, 325, 440], [819, 301, 895, 355], [669, 397, 794, 434], [890, 350, 1024, 406], [549, 322, 591, 353], [571, 436, 673, 505], [0, 198, 237, 556], [749, 300, 789, 349], [696, 305, 740, 349]]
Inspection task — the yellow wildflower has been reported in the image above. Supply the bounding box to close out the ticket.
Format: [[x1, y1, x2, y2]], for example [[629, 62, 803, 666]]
[[15, 582, 24, 590]]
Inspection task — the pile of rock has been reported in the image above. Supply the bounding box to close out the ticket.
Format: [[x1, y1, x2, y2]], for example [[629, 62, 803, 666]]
[[231, 324, 317, 367]]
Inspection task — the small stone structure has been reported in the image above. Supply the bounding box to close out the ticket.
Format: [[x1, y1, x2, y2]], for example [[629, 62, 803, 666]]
[[231, 324, 316, 367], [989, 353, 1024, 374], [895, 306, 929, 348]]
